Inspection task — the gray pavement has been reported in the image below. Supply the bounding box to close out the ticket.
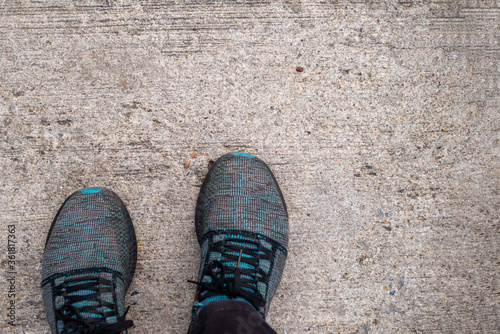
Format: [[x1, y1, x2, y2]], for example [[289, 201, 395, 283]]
[[0, 1, 498, 333]]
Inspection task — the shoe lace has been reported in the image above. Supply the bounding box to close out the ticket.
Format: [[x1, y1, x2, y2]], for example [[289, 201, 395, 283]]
[[55, 275, 133, 334], [189, 238, 271, 310]]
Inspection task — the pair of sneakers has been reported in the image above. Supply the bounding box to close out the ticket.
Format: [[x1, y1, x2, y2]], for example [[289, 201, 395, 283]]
[[41, 152, 289, 333]]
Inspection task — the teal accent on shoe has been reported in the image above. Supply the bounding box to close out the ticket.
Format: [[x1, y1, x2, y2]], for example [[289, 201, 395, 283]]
[[190, 152, 288, 328], [80, 187, 103, 194], [231, 152, 254, 158], [42, 188, 137, 334]]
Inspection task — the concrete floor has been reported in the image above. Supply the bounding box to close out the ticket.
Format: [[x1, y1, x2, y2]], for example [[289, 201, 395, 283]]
[[0, 1, 498, 333]]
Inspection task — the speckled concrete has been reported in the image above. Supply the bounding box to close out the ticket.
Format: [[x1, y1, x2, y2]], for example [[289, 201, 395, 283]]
[[0, 1, 498, 333]]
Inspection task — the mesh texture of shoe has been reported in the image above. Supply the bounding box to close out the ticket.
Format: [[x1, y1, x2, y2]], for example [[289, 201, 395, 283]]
[[189, 152, 289, 325], [41, 188, 137, 334]]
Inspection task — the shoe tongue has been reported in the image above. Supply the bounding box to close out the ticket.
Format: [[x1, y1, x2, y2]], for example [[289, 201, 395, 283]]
[[55, 271, 119, 331], [197, 234, 271, 309], [208, 235, 260, 277], [210, 234, 272, 272]]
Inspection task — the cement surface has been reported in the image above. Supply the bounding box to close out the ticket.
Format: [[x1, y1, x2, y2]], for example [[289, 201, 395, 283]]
[[0, 1, 498, 333]]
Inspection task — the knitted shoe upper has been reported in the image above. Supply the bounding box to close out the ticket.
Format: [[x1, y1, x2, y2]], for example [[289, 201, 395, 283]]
[[195, 153, 289, 247], [41, 188, 136, 334], [191, 153, 289, 323]]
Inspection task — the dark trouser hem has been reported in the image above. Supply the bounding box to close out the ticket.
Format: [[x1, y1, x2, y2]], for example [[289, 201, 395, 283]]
[[188, 300, 277, 334]]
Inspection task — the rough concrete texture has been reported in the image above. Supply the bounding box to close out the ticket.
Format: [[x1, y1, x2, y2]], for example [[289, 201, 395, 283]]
[[0, 0, 499, 333]]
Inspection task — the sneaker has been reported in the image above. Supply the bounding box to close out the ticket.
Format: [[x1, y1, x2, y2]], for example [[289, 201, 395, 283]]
[[189, 152, 289, 326], [41, 187, 137, 334]]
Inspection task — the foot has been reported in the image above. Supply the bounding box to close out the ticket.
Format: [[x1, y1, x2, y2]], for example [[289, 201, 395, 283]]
[[189, 152, 289, 326], [42, 188, 137, 334]]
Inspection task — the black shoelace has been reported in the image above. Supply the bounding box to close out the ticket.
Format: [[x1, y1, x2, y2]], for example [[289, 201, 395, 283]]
[[55, 275, 133, 334], [189, 238, 271, 310]]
